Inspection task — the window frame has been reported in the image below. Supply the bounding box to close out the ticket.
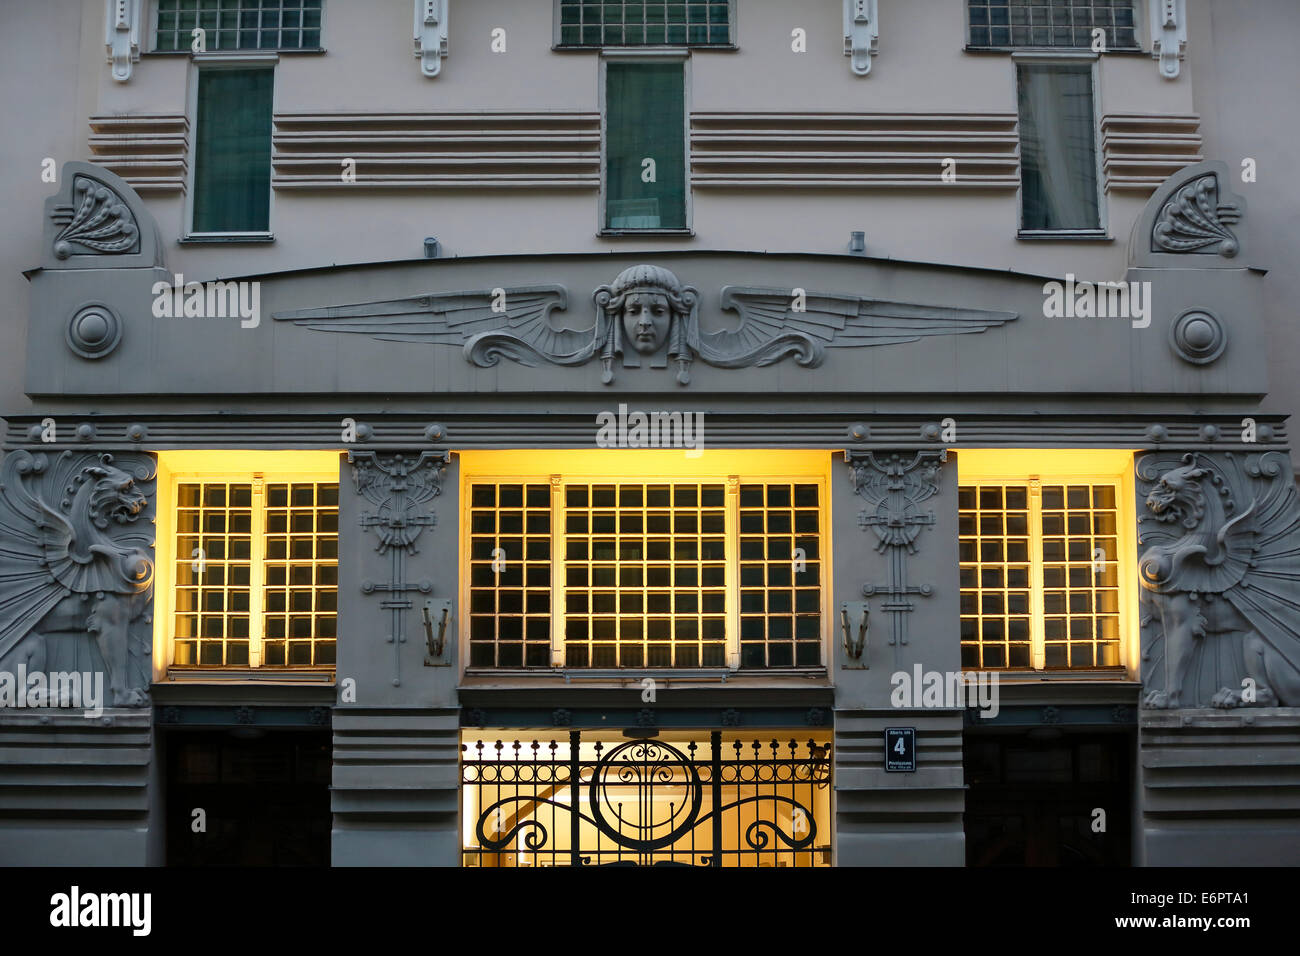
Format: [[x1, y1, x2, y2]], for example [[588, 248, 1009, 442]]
[[154, 452, 342, 680], [147, 0, 327, 55], [459, 465, 831, 674], [182, 54, 278, 243], [598, 50, 694, 237], [955, 450, 1139, 678], [963, 0, 1144, 53], [1012, 52, 1108, 240], [552, 0, 737, 51]]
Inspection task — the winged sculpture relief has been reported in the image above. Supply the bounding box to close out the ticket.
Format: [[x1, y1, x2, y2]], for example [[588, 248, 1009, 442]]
[[273, 264, 1017, 385]]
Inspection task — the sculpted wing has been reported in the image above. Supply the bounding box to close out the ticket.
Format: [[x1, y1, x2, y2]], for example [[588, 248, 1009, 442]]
[[272, 286, 593, 363], [694, 287, 1018, 368], [0, 452, 77, 659]]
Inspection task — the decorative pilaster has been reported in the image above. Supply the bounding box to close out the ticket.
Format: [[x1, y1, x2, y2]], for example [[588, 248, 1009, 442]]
[[843, 450, 946, 652], [350, 451, 449, 686]]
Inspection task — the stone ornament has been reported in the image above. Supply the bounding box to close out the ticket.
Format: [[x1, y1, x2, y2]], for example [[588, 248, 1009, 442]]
[[1137, 451, 1300, 708], [1151, 173, 1241, 257], [845, 450, 946, 649], [273, 265, 1017, 386], [351, 451, 448, 686], [65, 303, 123, 360], [52, 175, 141, 259], [0, 450, 156, 707], [1168, 309, 1226, 365]]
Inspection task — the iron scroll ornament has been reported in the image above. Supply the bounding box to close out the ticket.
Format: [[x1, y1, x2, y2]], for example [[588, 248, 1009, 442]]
[[468, 735, 831, 865]]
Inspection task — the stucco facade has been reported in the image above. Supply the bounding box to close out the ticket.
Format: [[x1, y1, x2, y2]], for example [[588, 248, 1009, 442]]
[[1, 0, 1298, 868]]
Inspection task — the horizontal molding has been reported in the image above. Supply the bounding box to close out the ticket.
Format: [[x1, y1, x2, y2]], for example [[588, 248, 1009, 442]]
[[2, 414, 1289, 454], [272, 110, 601, 189], [87, 113, 189, 194], [1101, 113, 1203, 193], [690, 112, 1020, 188]]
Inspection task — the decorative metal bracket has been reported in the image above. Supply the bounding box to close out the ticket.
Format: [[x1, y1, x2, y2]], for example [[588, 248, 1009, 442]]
[[422, 598, 453, 666], [843, 0, 879, 76], [1149, 0, 1186, 79], [840, 601, 870, 668], [105, 0, 142, 82], [414, 0, 449, 77]]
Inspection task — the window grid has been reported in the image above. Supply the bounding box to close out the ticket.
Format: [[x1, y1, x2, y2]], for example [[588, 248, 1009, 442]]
[[967, 0, 1139, 49], [738, 483, 822, 668], [172, 478, 338, 668], [262, 483, 339, 666], [959, 481, 1121, 670], [558, 1, 732, 47], [154, 0, 322, 52], [467, 483, 553, 668], [563, 482, 729, 668]]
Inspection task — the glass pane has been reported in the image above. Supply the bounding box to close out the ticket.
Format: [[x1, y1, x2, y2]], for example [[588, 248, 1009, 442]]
[[192, 69, 273, 232], [1017, 64, 1099, 230], [605, 62, 686, 230]]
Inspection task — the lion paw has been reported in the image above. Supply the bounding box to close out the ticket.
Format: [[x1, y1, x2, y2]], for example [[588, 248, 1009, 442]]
[[1142, 690, 1171, 709], [1211, 687, 1242, 708]]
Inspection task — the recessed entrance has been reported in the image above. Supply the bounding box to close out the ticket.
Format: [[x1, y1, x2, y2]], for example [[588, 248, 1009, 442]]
[[964, 731, 1132, 866]]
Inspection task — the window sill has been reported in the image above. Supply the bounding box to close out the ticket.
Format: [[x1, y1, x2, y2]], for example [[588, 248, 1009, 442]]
[[164, 667, 335, 683], [556, 44, 736, 52], [464, 667, 827, 682], [976, 668, 1130, 681], [599, 227, 694, 238], [964, 46, 1142, 54], [1017, 229, 1110, 241], [181, 233, 275, 244], [147, 49, 323, 56]]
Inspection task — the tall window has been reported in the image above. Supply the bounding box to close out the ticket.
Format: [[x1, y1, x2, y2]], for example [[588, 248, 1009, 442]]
[[967, 0, 1138, 49], [191, 67, 274, 235], [957, 451, 1135, 672], [463, 452, 827, 670], [155, 0, 323, 51], [1016, 62, 1101, 234], [158, 452, 341, 672], [603, 60, 687, 232], [558, 1, 733, 47]]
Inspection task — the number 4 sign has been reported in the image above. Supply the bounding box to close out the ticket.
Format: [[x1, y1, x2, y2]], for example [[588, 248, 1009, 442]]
[[884, 727, 916, 772]]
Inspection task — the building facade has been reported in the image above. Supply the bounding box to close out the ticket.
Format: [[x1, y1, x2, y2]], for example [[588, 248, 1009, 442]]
[[1, 0, 1298, 867]]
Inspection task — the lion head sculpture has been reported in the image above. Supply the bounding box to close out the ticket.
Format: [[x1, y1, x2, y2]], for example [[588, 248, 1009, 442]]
[[1144, 462, 1208, 529]]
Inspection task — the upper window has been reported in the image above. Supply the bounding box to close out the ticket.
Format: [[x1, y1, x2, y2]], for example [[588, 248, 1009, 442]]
[[157, 452, 341, 674], [957, 450, 1135, 673], [967, 0, 1138, 50], [558, 0, 733, 48], [1016, 62, 1101, 234], [191, 66, 274, 235], [154, 0, 323, 52], [603, 59, 688, 232], [463, 451, 827, 671]]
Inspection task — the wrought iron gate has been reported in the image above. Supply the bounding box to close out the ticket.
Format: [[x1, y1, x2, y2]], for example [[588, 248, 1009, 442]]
[[462, 731, 831, 867]]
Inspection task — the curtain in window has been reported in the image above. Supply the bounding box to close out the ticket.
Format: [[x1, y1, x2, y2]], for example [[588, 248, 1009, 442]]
[[1017, 64, 1100, 231], [193, 69, 273, 233], [605, 62, 686, 230]]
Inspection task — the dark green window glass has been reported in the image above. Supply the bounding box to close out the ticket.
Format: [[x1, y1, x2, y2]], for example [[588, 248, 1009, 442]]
[[605, 62, 686, 231], [1017, 64, 1100, 232], [193, 69, 273, 233]]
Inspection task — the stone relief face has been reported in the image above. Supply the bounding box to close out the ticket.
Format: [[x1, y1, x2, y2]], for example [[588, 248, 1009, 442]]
[[621, 292, 671, 354]]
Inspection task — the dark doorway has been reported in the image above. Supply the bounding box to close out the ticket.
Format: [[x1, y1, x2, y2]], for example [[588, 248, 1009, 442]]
[[164, 729, 331, 865], [964, 731, 1131, 866]]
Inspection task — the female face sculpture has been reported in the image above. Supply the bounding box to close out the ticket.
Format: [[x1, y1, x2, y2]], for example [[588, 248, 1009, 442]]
[[622, 291, 671, 354]]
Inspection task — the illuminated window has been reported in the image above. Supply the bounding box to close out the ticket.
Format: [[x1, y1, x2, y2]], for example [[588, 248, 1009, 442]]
[[463, 451, 828, 670], [966, 0, 1139, 50], [157, 452, 340, 672], [958, 451, 1135, 671], [154, 0, 323, 51], [557, 0, 733, 47]]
